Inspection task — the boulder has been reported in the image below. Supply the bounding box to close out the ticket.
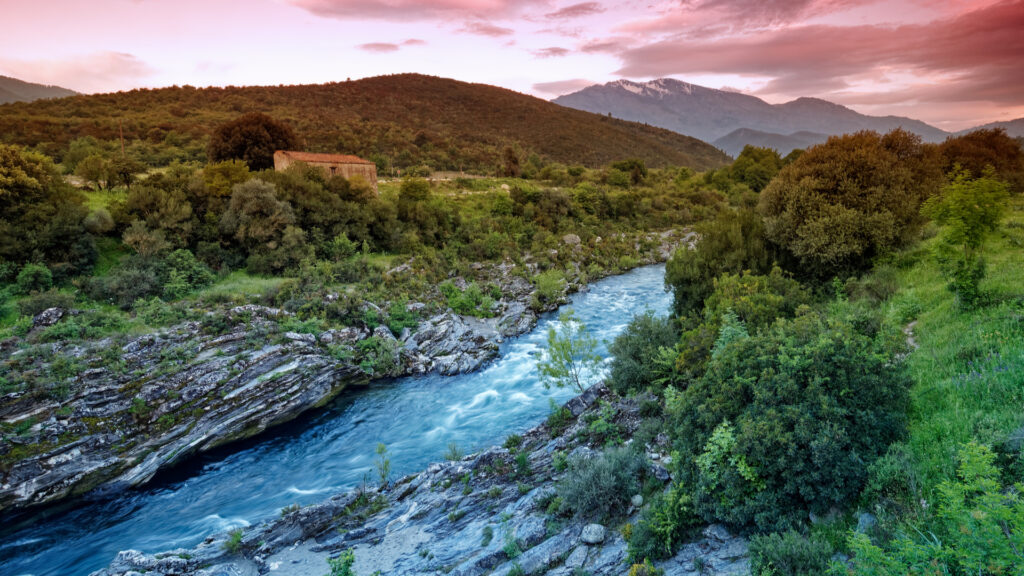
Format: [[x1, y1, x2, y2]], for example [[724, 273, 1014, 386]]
[[32, 307, 65, 328], [580, 523, 606, 545]]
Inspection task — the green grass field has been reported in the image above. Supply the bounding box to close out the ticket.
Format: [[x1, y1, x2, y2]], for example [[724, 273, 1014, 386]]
[[889, 198, 1024, 496]]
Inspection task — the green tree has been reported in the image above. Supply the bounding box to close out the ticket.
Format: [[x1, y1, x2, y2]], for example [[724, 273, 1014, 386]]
[[207, 112, 299, 171], [75, 153, 109, 190], [922, 167, 1009, 309], [730, 146, 782, 193], [537, 309, 602, 394], [759, 129, 943, 278]]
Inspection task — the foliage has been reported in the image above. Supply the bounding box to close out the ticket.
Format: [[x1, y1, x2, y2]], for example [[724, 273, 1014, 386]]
[[922, 168, 1009, 310], [749, 530, 834, 576], [939, 128, 1024, 194], [439, 280, 495, 317], [16, 263, 53, 294], [375, 443, 391, 488], [223, 528, 243, 554], [537, 309, 602, 394], [668, 311, 911, 531], [0, 144, 94, 276], [607, 311, 679, 395], [531, 269, 566, 310], [837, 443, 1024, 575], [628, 482, 698, 561], [207, 112, 298, 171], [326, 549, 357, 576], [759, 129, 943, 278], [557, 446, 647, 519], [17, 289, 74, 317], [730, 145, 782, 193], [665, 208, 773, 317]]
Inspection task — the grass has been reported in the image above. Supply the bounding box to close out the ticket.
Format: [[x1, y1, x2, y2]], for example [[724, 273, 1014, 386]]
[[93, 237, 130, 277], [887, 198, 1024, 497], [194, 270, 289, 301], [80, 187, 127, 212]]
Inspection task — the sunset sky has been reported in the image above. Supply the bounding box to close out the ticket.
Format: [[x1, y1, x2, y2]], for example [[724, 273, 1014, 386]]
[[1, 0, 1022, 131]]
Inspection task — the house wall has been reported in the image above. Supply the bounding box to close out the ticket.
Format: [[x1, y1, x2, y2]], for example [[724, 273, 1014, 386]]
[[273, 153, 378, 193]]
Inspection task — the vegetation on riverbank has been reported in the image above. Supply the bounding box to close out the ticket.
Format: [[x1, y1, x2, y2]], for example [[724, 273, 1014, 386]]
[[543, 127, 1024, 574]]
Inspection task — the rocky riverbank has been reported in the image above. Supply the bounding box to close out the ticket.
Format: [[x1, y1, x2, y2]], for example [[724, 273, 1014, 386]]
[[0, 230, 695, 515], [93, 384, 749, 576]]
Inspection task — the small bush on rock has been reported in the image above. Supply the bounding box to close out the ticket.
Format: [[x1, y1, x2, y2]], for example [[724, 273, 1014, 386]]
[[557, 446, 646, 519]]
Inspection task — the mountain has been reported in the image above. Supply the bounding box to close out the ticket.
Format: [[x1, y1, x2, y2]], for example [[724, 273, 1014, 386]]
[[553, 79, 949, 155], [0, 74, 728, 171], [958, 117, 1024, 138], [0, 75, 77, 104], [713, 128, 829, 157]]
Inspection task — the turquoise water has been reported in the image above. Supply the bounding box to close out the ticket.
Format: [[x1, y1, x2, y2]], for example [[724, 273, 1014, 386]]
[[0, 264, 671, 576]]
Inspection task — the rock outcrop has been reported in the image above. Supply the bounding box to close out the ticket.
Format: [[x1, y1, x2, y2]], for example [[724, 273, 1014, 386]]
[[92, 385, 749, 576]]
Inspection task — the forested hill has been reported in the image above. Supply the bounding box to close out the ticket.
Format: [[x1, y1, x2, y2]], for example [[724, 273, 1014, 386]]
[[0, 73, 729, 172], [0, 75, 77, 105]]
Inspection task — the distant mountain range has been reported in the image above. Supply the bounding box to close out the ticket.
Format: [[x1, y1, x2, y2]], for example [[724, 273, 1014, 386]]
[[0, 75, 77, 105], [553, 79, 1019, 157], [958, 118, 1024, 138]]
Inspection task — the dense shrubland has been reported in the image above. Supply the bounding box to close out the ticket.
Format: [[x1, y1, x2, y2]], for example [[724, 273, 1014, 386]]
[[545, 128, 1024, 573]]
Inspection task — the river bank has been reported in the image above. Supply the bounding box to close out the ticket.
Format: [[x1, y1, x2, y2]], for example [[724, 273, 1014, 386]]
[[92, 383, 750, 576]]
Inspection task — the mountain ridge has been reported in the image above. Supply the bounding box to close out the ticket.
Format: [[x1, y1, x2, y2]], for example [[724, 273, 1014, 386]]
[[0, 75, 77, 104], [553, 78, 950, 155]]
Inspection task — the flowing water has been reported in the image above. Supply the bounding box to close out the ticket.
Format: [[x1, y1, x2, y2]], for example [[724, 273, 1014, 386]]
[[0, 265, 672, 576]]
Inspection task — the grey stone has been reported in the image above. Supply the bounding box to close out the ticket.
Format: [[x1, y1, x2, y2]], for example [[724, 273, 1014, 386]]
[[631, 494, 644, 507], [564, 546, 588, 569], [580, 523, 606, 545], [33, 307, 65, 328], [856, 512, 877, 533]]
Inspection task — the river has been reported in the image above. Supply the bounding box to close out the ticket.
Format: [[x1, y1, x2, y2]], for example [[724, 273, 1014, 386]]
[[0, 264, 671, 576]]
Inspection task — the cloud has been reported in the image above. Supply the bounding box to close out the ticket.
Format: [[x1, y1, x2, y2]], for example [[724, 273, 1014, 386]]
[[402, 38, 428, 45], [459, 21, 515, 36], [533, 78, 595, 95], [613, 0, 1024, 106], [618, 0, 876, 35], [288, 0, 544, 21], [0, 51, 154, 94], [534, 46, 571, 58], [545, 2, 604, 19], [357, 42, 400, 52]]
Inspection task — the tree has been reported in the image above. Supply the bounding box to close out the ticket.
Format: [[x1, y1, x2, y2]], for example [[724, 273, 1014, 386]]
[[730, 146, 782, 193], [921, 167, 1009, 309], [940, 128, 1024, 193], [0, 145, 94, 276], [759, 129, 943, 278], [75, 154, 110, 190], [537, 309, 602, 394], [108, 156, 146, 190], [207, 112, 299, 171], [219, 180, 295, 248]]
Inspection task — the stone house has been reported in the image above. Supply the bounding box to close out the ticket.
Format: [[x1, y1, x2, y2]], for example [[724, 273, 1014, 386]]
[[273, 150, 378, 193]]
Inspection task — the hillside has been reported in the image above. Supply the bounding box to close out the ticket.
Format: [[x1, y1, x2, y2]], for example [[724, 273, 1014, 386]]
[[958, 117, 1024, 138], [712, 127, 828, 157], [0, 74, 729, 171], [554, 79, 949, 153], [0, 75, 77, 104]]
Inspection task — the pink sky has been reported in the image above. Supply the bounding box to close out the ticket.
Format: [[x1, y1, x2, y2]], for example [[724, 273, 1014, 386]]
[[1, 0, 1022, 131]]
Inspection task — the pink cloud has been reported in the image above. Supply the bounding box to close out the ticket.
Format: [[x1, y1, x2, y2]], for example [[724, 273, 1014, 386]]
[[402, 38, 428, 45], [288, 0, 544, 21], [545, 2, 605, 19], [460, 21, 516, 36], [0, 51, 154, 94], [533, 78, 595, 94], [357, 42, 400, 52], [534, 46, 571, 58], [614, 0, 1024, 106]]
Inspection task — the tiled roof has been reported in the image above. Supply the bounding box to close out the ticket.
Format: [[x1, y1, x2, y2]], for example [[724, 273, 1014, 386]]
[[275, 150, 375, 165]]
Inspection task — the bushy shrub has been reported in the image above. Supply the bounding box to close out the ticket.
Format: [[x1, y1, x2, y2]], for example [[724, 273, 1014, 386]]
[[557, 446, 647, 519], [86, 261, 163, 309], [163, 249, 216, 299], [749, 530, 834, 576], [665, 208, 774, 317], [439, 281, 494, 317], [531, 269, 566, 310], [608, 312, 679, 396], [838, 443, 1024, 575], [17, 289, 75, 317], [759, 129, 943, 278], [628, 482, 698, 561], [668, 311, 911, 531], [16, 263, 53, 294]]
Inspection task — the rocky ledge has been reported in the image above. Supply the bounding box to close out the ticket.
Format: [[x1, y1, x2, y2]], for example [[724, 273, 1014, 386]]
[[94, 384, 748, 576], [1, 229, 695, 515]]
